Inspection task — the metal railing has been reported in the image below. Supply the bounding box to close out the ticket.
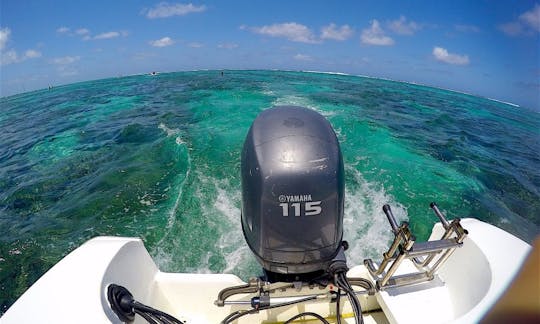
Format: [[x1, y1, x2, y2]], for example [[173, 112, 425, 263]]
[[364, 202, 468, 290]]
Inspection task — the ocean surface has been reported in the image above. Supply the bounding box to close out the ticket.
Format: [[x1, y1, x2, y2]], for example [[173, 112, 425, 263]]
[[1, 70, 539, 313]]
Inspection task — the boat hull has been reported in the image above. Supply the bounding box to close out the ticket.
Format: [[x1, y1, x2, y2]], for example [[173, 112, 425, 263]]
[[2, 218, 530, 323]]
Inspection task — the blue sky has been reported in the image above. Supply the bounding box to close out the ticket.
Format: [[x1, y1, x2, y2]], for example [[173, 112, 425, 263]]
[[1, 1, 539, 110]]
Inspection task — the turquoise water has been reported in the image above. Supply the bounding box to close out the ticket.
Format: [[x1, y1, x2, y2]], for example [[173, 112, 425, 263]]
[[1, 70, 539, 312]]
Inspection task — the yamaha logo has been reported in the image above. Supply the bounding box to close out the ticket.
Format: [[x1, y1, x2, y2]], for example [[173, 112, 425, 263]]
[[278, 194, 321, 217], [278, 194, 313, 203]]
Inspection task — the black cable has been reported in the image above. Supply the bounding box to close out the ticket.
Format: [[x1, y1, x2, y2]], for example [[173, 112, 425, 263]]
[[221, 295, 318, 324], [336, 287, 342, 324], [132, 301, 184, 324], [348, 278, 374, 293], [107, 284, 185, 324], [335, 272, 363, 324], [327, 255, 364, 324], [221, 309, 249, 324], [284, 312, 331, 324], [151, 312, 176, 324], [222, 296, 317, 324], [345, 289, 361, 323], [134, 309, 159, 324], [347, 283, 362, 322]]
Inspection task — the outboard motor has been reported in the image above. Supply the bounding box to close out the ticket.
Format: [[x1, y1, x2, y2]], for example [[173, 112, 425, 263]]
[[241, 106, 345, 282]]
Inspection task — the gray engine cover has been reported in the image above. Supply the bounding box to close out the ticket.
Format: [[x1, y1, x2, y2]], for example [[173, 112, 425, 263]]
[[241, 106, 344, 276]]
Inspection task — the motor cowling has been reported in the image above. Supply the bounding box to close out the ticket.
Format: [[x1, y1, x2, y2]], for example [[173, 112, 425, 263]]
[[241, 106, 345, 281]]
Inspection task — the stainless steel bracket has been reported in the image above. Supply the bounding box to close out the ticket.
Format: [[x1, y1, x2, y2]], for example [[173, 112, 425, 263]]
[[364, 202, 468, 290]]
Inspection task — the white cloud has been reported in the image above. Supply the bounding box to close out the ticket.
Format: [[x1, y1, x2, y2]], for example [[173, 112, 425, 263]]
[[0, 27, 10, 50], [56, 26, 70, 34], [75, 28, 90, 35], [499, 22, 523, 36], [1, 49, 18, 65], [294, 53, 313, 61], [218, 42, 238, 49], [0, 29, 42, 66], [56, 27, 125, 41], [519, 3, 540, 32], [499, 4, 540, 36], [1, 49, 42, 66], [361, 20, 394, 45], [24, 50, 41, 58], [52, 55, 80, 77], [94, 31, 120, 40], [52, 56, 81, 65], [320, 23, 353, 41], [387, 16, 421, 35], [432, 47, 469, 65], [249, 22, 319, 43], [145, 2, 207, 19], [80, 31, 128, 40], [56, 27, 93, 39], [150, 37, 174, 47]]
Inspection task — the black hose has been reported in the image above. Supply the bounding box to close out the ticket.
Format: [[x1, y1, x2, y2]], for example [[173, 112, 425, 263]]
[[284, 312, 331, 324], [336, 288, 342, 324], [132, 301, 183, 323], [134, 309, 159, 324], [335, 273, 363, 324], [349, 278, 375, 294], [221, 295, 318, 324], [107, 284, 185, 324]]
